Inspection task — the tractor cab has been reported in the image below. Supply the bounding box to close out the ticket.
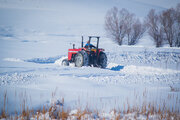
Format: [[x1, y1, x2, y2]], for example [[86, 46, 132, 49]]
[[83, 36, 104, 54], [84, 36, 99, 49]]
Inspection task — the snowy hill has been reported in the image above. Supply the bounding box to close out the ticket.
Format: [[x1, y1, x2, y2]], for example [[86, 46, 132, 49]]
[[0, 0, 180, 118]]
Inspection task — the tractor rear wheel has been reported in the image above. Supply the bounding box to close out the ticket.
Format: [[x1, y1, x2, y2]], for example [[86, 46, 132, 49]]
[[98, 52, 107, 68], [75, 50, 89, 67], [61, 59, 69, 66]]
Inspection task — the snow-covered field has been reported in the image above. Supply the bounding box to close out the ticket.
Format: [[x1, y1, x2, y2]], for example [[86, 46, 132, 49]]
[[0, 0, 180, 119]]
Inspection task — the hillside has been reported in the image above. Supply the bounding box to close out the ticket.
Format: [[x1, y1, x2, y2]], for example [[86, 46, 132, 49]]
[[0, 0, 180, 119]]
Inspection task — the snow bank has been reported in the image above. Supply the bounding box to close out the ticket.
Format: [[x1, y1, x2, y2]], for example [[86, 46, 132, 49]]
[[106, 48, 180, 70], [88, 63, 180, 85], [54, 56, 68, 66], [3, 58, 23, 62], [25, 56, 62, 64]]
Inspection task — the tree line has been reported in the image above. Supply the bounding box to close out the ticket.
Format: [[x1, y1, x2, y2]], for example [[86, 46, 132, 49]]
[[105, 3, 180, 47]]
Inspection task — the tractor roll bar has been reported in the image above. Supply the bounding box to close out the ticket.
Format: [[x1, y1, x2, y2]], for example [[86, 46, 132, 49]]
[[81, 36, 84, 48], [88, 36, 100, 43], [81, 36, 100, 49]]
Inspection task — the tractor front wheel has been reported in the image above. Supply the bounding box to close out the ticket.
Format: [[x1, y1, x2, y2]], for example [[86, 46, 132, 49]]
[[75, 51, 89, 67], [61, 59, 69, 66]]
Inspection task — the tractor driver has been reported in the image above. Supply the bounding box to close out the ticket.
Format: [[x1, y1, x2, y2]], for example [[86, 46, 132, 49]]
[[84, 40, 96, 49]]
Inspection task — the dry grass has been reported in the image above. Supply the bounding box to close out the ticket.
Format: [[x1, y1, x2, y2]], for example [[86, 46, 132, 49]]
[[0, 89, 180, 120], [1, 91, 8, 119]]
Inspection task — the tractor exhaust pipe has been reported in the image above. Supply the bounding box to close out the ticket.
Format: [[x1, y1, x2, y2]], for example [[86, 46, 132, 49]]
[[81, 36, 84, 48]]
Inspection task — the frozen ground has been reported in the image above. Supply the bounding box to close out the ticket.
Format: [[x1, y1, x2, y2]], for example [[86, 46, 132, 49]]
[[0, 0, 180, 117], [0, 34, 180, 115]]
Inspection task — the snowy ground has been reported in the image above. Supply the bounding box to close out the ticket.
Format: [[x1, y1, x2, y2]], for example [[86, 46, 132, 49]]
[[0, 0, 180, 118], [1, 34, 180, 115]]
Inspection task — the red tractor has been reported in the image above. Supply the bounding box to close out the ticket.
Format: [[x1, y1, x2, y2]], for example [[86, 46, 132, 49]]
[[62, 36, 107, 68]]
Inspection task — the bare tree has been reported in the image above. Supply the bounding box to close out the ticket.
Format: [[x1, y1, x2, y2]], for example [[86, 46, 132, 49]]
[[146, 9, 163, 47], [159, 8, 176, 47], [175, 3, 180, 47], [124, 12, 135, 45], [105, 7, 145, 45], [105, 7, 129, 45], [128, 19, 146, 45]]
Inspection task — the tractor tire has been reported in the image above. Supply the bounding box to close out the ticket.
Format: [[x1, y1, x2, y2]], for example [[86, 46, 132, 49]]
[[75, 50, 89, 67], [61, 59, 69, 66], [98, 52, 107, 68]]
